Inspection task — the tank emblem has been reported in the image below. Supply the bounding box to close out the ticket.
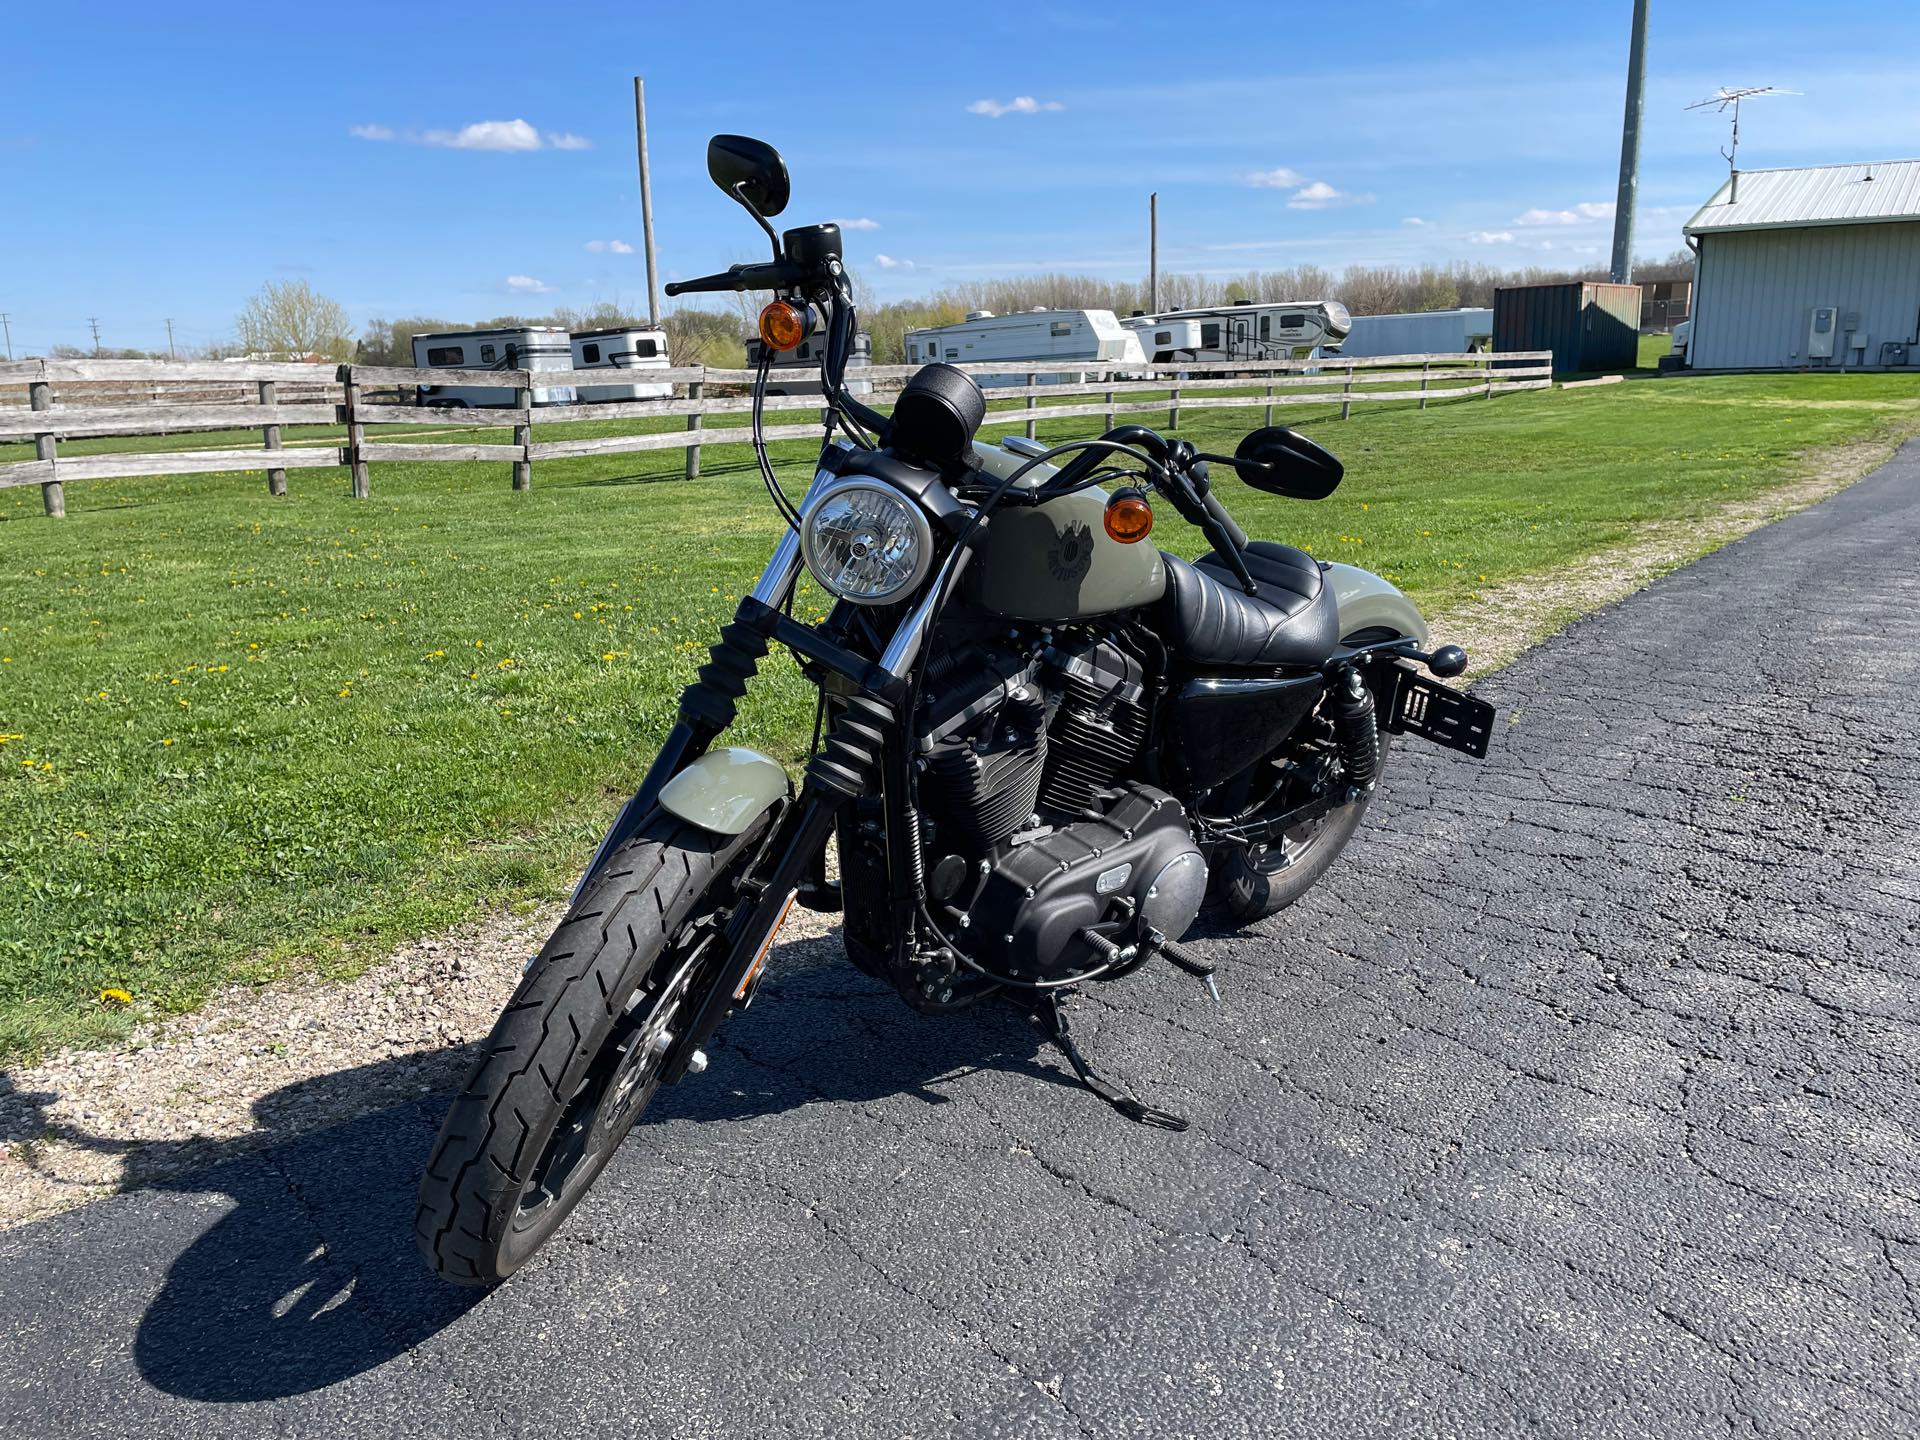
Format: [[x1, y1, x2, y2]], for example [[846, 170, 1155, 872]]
[[1048, 522, 1095, 583]]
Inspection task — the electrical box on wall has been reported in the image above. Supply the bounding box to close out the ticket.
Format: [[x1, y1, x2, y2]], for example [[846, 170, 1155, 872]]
[[1808, 306, 1838, 359]]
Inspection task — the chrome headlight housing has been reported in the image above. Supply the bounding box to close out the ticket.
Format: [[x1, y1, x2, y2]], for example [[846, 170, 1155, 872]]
[[799, 479, 933, 605]]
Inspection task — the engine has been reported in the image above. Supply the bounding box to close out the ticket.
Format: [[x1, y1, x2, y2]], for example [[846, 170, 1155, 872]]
[[910, 629, 1205, 987]]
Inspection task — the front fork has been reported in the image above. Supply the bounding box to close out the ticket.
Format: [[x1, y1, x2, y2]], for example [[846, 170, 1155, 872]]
[[576, 449, 964, 1085]]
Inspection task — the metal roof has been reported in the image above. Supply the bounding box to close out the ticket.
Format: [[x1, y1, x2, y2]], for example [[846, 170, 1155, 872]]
[[1685, 160, 1920, 234]]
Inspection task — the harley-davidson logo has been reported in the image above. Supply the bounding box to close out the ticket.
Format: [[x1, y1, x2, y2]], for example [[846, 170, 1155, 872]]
[[1047, 522, 1095, 583]]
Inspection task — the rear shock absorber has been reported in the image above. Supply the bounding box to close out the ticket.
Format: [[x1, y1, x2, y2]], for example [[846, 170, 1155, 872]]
[[1330, 665, 1382, 796]]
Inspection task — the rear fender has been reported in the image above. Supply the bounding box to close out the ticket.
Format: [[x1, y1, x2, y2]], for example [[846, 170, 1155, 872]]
[[1325, 561, 1428, 646]]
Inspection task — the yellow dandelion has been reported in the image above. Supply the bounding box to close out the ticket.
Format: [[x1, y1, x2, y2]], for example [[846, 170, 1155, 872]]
[[161, 738, 175, 746], [99, 988, 132, 1006], [96, 690, 110, 700], [337, 685, 352, 698], [496, 658, 515, 669], [73, 830, 89, 839]]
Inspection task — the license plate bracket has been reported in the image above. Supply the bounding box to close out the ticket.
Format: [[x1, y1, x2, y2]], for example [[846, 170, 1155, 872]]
[[1386, 668, 1494, 758]]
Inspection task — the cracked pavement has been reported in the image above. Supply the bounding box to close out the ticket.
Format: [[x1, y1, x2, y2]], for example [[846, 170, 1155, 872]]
[[3, 443, 1918, 1438]]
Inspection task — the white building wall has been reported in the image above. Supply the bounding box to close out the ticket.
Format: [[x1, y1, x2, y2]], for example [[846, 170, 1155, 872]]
[[1691, 220, 1920, 370]]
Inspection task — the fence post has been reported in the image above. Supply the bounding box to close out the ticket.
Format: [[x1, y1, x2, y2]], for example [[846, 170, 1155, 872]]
[[1418, 360, 1430, 411], [1104, 387, 1115, 431], [1169, 373, 1181, 433], [28, 377, 63, 519], [1340, 361, 1354, 421], [685, 375, 704, 480], [1024, 373, 1037, 441], [258, 379, 288, 495], [341, 366, 369, 499], [512, 381, 532, 491], [1264, 374, 1274, 428]]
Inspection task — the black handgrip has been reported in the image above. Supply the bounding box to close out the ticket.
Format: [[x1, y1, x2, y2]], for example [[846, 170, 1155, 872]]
[[1202, 490, 1249, 551]]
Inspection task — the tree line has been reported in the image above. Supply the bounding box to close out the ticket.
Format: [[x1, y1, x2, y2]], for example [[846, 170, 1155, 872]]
[[36, 252, 1695, 366]]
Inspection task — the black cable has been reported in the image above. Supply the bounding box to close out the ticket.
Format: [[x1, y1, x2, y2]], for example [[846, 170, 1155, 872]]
[[750, 345, 802, 531]]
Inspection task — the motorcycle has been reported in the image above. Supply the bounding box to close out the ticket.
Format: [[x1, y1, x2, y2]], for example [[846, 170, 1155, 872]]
[[417, 136, 1494, 1285]]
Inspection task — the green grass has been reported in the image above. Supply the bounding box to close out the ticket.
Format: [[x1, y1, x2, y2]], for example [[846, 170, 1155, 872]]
[[3, 372, 1917, 1060]]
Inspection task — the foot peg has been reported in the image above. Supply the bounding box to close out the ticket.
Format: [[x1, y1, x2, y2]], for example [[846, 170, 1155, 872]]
[[1149, 930, 1221, 1005]]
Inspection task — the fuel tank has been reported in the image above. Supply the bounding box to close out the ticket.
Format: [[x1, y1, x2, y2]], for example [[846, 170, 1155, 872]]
[[964, 486, 1167, 621]]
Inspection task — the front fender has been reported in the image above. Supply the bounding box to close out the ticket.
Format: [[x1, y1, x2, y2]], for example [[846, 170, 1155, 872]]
[[657, 746, 792, 836], [1325, 561, 1429, 646]]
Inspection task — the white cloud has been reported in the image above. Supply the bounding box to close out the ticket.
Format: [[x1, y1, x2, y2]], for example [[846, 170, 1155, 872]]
[[1287, 180, 1373, 210], [1513, 200, 1615, 226], [425, 119, 543, 151], [966, 96, 1064, 118], [505, 274, 555, 293], [1246, 167, 1304, 189], [584, 239, 634, 254], [1468, 230, 1515, 245], [362, 119, 592, 152], [1402, 216, 1430, 227], [832, 217, 881, 231], [873, 254, 916, 270]]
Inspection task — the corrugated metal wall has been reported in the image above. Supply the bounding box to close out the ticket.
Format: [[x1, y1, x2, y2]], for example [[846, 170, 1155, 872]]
[[1493, 282, 1642, 374], [1691, 220, 1920, 370]]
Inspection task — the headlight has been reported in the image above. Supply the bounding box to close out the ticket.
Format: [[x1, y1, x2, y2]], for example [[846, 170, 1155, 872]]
[[799, 480, 933, 605]]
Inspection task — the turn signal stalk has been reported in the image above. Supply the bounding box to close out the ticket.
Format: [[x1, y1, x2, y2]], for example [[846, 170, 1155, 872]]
[[1103, 488, 1154, 544]]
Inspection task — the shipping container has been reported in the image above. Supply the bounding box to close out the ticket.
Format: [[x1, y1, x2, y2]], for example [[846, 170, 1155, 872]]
[[1492, 281, 1642, 375]]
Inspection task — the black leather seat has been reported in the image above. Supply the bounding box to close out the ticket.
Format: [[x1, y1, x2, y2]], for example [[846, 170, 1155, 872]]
[[1158, 541, 1340, 668]]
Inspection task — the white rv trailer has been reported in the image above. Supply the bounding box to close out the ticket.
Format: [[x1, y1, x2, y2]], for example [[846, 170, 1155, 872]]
[[1121, 301, 1352, 363], [1337, 308, 1493, 358], [903, 308, 1146, 386], [411, 326, 577, 408], [570, 326, 672, 402], [743, 328, 874, 396]]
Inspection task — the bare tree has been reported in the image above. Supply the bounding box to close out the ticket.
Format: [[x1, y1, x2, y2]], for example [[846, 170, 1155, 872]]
[[236, 279, 353, 361]]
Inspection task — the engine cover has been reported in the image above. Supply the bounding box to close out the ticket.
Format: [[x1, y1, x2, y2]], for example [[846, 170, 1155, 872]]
[[966, 783, 1202, 982]]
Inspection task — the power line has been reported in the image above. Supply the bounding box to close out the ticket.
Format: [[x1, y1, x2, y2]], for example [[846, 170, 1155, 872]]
[[87, 316, 102, 357], [0, 314, 11, 362], [164, 318, 176, 360]]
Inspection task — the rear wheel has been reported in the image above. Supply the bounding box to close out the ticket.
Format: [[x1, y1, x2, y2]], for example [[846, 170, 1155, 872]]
[[415, 810, 765, 1286], [1208, 734, 1391, 923]]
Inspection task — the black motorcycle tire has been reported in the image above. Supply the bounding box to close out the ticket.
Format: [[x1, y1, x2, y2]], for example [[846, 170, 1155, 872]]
[[415, 810, 764, 1286], [1209, 736, 1393, 924]]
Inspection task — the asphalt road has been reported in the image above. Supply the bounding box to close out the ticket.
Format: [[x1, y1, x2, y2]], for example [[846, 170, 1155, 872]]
[[5, 444, 1919, 1440]]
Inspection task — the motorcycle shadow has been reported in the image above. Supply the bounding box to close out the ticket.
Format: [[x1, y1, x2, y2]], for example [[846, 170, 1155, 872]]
[[98, 938, 1060, 1403]]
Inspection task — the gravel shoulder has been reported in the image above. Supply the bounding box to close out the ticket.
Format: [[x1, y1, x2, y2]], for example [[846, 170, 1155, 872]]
[[0, 429, 1907, 1231]]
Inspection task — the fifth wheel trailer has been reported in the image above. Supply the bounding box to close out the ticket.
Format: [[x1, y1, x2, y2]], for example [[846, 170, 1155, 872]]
[[1123, 301, 1351, 362], [411, 327, 577, 407], [903, 309, 1145, 385]]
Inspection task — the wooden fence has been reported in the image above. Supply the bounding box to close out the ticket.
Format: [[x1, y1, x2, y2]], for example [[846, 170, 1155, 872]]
[[0, 351, 1553, 517]]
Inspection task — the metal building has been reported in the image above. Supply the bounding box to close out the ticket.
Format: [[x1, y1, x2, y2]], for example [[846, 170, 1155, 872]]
[[1683, 160, 1920, 371], [1493, 282, 1642, 375]]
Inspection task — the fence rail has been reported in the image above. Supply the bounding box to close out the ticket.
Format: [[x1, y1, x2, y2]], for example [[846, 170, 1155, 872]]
[[0, 351, 1553, 517]]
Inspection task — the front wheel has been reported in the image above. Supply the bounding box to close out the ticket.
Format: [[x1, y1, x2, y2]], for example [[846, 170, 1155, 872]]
[[415, 811, 763, 1286]]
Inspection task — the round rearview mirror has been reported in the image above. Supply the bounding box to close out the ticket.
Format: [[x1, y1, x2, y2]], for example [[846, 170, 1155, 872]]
[[707, 135, 790, 218], [1232, 426, 1344, 501]]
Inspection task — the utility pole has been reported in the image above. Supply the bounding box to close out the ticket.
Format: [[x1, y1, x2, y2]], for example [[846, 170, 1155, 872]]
[[0, 314, 11, 361], [164, 318, 176, 360], [88, 316, 102, 357], [1149, 192, 1159, 314], [1609, 0, 1649, 284], [633, 76, 661, 325]]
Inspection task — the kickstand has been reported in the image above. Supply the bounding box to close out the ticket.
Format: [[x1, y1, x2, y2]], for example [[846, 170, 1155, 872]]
[[1041, 992, 1188, 1131]]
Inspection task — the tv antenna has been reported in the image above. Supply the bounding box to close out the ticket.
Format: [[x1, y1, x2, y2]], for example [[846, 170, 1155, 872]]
[[1687, 86, 1796, 201]]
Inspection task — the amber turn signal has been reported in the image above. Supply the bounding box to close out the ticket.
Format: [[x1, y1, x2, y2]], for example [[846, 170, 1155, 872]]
[[758, 300, 812, 352], [1104, 489, 1154, 544]]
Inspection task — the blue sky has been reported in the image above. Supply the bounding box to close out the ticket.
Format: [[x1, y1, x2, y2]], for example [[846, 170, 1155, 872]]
[[5, 0, 1918, 354]]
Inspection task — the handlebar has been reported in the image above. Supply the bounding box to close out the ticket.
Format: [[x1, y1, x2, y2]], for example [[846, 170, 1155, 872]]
[[664, 259, 808, 297]]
